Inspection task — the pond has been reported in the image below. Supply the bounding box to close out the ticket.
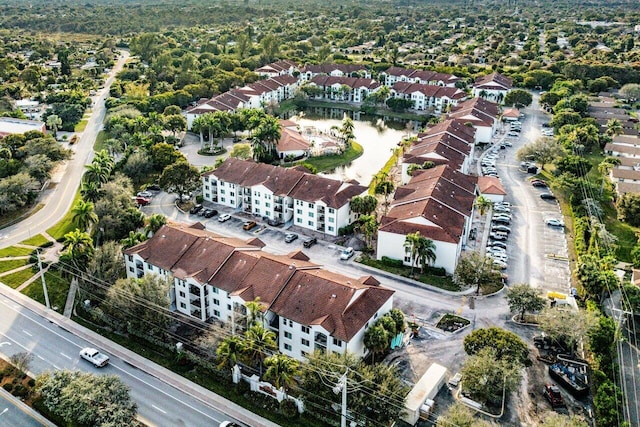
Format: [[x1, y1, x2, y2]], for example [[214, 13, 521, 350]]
[[292, 115, 410, 185]]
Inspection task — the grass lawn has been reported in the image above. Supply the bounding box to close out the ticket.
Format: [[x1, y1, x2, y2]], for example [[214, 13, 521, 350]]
[[75, 118, 88, 132], [358, 257, 460, 291], [20, 234, 50, 247], [94, 130, 109, 151], [46, 191, 81, 241], [0, 259, 31, 274], [21, 271, 70, 313], [0, 246, 34, 257], [0, 267, 36, 289], [369, 151, 398, 194], [300, 141, 364, 172]]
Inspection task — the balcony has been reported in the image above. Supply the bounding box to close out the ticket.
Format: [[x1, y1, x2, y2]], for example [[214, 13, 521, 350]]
[[314, 332, 327, 350], [189, 285, 200, 295], [191, 308, 202, 318], [274, 206, 282, 213]]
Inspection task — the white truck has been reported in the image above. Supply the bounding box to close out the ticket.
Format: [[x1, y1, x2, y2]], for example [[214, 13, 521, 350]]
[[79, 347, 110, 367]]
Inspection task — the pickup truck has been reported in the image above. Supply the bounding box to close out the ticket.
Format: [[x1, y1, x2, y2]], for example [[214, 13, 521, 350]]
[[80, 347, 110, 367]]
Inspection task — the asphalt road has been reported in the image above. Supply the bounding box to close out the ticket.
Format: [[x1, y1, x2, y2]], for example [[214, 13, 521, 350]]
[[0, 388, 50, 427], [0, 290, 257, 427], [0, 51, 130, 250]]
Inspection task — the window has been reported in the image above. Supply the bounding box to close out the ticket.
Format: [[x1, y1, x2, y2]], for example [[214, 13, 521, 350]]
[[127, 255, 133, 262], [297, 218, 302, 223], [220, 189, 225, 194], [308, 212, 314, 218], [284, 344, 292, 351], [333, 338, 342, 347], [301, 338, 310, 347], [297, 209, 302, 215], [255, 200, 260, 205], [227, 304, 232, 310], [230, 192, 235, 197], [254, 208, 260, 214], [179, 291, 185, 298], [212, 288, 219, 294], [214, 310, 220, 317], [328, 217, 334, 223], [205, 185, 209, 190], [284, 331, 292, 339], [128, 266, 134, 273], [289, 320, 293, 327], [221, 197, 225, 203], [146, 262, 152, 269], [180, 302, 186, 309], [301, 325, 310, 334], [213, 299, 219, 305], [328, 226, 334, 232], [265, 202, 270, 208], [301, 351, 308, 357], [308, 202, 314, 208]]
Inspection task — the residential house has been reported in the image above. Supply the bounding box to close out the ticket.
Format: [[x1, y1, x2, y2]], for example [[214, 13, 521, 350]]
[[299, 63, 371, 82], [447, 97, 501, 143], [255, 60, 299, 78], [276, 120, 311, 160], [389, 82, 468, 114], [376, 165, 477, 274], [14, 99, 44, 120], [0, 117, 46, 138], [471, 72, 512, 103], [202, 158, 367, 235], [380, 67, 460, 87], [304, 75, 382, 103], [476, 176, 507, 203], [124, 223, 394, 361], [185, 75, 298, 129]]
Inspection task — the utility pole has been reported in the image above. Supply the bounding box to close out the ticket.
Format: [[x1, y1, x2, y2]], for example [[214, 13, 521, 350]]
[[36, 249, 50, 309], [333, 368, 348, 427]]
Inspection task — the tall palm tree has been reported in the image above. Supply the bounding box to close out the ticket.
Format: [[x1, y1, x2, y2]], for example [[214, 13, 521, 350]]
[[93, 150, 115, 173], [474, 195, 493, 216], [263, 354, 300, 392], [145, 214, 167, 236], [244, 298, 263, 328], [605, 118, 623, 137], [46, 115, 62, 139], [71, 199, 98, 232], [120, 231, 147, 249], [83, 163, 109, 185], [254, 116, 282, 152], [62, 229, 95, 270], [80, 181, 101, 203], [404, 232, 422, 276], [416, 237, 437, 274], [244, 323, 277, 375], [192, 115, 209, 146], [216, 335, 247, 371]]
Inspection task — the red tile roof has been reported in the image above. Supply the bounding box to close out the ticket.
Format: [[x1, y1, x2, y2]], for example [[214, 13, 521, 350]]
[[309, 75, 381, 90], [301, 63, 369, 75], [391, 82, 467, 100], [477, 176, 507, 195], [383, 67, 460, 84], [473, 72, 513, 90]]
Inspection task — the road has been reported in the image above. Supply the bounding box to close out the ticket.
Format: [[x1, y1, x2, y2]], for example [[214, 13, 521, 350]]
[[0, 288, 274, 427], [0, 51, 130, 250], [0, 387, 52, 427]]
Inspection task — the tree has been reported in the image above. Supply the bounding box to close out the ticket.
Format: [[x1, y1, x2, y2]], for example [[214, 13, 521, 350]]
[[83, 241, 125, 300], [145, 214, 167, 235], [164, 114, 186, 137], [103, 275, 171, 338], [474, 195, 493, 216], [244, 323, 277, 375], [340, 116, 355, 144], [36, 370, 137, 426], [504, 89, 532, 107], [216, 335, 247, 371], [84, 162, 110, 185], [120, 230, 147, 249], [229, 143, 252, 160], [506, 283, 545, 321], [264, 354, 300, 392], [617, 192, 640, 226], [463, 327, 529, 366], [619, 83, 640, 102], [357, 214, 378, 248], [364, 323, 390, 363], [71, 199, 98, 232], [158, 160, 201, 203], [437, 402, 492, 427], [516, 137, 566, 170], [461, 347, 521, 406], [350, 195, 377, 216], [404, 231, 422, 276], [61, 229, 95, 270], [605, 118, 623, 137], [454, 251, 503, 295], [9, 352, 32, 376], [555, 155, 591, 177], [537, 307, 598, 354], [46, 114, 62, 138], [374, 179, 395, 212], [549, 111, 582, 131], [150, 142, 185, 172]]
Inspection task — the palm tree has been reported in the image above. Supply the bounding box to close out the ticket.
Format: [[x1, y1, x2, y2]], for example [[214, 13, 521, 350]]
[[80, 181, 101, 203], [254, 116, 282, 152], [606, 118, 623, 137], [46, 115, 62, 139], [263, 354, 300, 392], [93, 150, 115, 174], [120, 231, 147, 249], [216, 335, 247, 371], [62, 229, 94, 269], [416, 237, 437, 273], [598, 157, 621, 196], [474, 195, 493, 216], [83, 163, 109, 185], [244, 298, 263, 328], [364, 324, 390, 363], [404, 232, 422, 276], [192, 115, 209, 146], [145, 214, 167, 236], [244, 323, 277, 375], [340, 115, 355, 143], [71, 199, 98, 232], [357, 214, 378, 248]]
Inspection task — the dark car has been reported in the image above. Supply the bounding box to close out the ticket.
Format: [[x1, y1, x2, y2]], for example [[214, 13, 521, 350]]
[[203, 209, 218, 218], [189, 204, 203, 214], [543, 384, 566, 408], [146, 184, 161, 191], [303, 237, 317, 248], [540, 193, 556, 200], [531, 181, 547, 188]]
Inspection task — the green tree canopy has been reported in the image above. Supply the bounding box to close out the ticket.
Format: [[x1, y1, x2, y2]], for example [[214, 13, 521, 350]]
[[463, 327, 530, 366], [158, 160, 201, 202], [504, 89, 532, 107], [506, 283, 546, 321]]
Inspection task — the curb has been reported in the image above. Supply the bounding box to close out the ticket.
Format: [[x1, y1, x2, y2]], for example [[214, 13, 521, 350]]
[[0, 382, 57, 427]]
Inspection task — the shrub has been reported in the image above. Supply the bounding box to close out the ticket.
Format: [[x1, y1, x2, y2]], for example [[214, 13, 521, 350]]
[[3, 383, 13, 392], [28, 378, 35, 387], [280, 398, 299, 419], [381, 256, 404, 268], [40, 241, 54, 248], [425, 266, 447, 276], [338, 223, 355, 236], [11, 384, 28, 397]]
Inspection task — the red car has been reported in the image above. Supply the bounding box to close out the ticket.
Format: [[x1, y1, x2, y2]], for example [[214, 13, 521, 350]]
[[135, 196, 151, 206]]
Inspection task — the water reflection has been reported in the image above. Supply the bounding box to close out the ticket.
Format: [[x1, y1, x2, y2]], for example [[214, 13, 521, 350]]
[[292, 114, 410, 185]]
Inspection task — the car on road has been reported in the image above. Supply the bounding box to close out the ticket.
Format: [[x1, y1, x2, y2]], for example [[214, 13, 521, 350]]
[[531, 180, 547, 188], [243, 221, 257, 230], [340, 247, 355, 260], [137, 190, 153, 198], [134, 196, 151, 206], [203, 209, 218, 218], [303, 237, 317, 248], [540, 193, 556, 200], [284, 233, 298, 243], [543, 384, 566, 408], [80, 347, 110, 368], [545, 218, 564, 227], [189, 204, 203, 214], [218, 213, 231, 222], [491, 225, 511, 233]]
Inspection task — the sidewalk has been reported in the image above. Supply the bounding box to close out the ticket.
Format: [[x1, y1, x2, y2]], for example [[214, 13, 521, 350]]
[[0, 386, 56, 427], [0, 285, 280, 427]]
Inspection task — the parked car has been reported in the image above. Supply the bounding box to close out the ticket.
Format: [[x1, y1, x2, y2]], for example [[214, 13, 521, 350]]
[[488, 240, 508, 250], [448, 373, 462, 388], [203, 209, 218, 218], [340, 247, 355, 260], [531, 180, 547, 188], [220, 422, 244, 427], [492, 259, 508, 269], [489, 232, 508, 241], [494, 206, 511, 213], [243, 221, 257, 230], [303, 237, 317, 248], [492, 217, 511, 225], [218, 213, 231, 222], [507, 131, 519, 137], [80, 347, 110, 368], [137, 190, 153, 198], [543, 384, 566, 408], [493, 214, 512, 221], [189, 204, 203, 214], [495, 201, 511, 208], [503, 141, 513, 147], [540, 193, 556, 200], [134, 196, 151, 206], [545, 218, 564, 227], [146, 184, 161, 191], [284, 233, 298, 243], [491, 225, 511, 233]]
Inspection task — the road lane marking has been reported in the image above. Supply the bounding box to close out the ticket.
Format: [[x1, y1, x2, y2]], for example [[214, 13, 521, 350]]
[[53, 365, 61, 370], [22, 330, 32, 337], [151, 405, 167, 414], [60, 352, 72, 360], [37, 355, 44, 360]]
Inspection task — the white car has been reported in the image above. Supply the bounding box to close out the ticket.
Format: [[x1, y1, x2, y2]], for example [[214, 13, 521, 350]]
[[495, 202, 511, 207], [80, 347, 110, 367], [218, 213, 231, 222], [339, 247, 355, 260], [545, 218, 564, 227]]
